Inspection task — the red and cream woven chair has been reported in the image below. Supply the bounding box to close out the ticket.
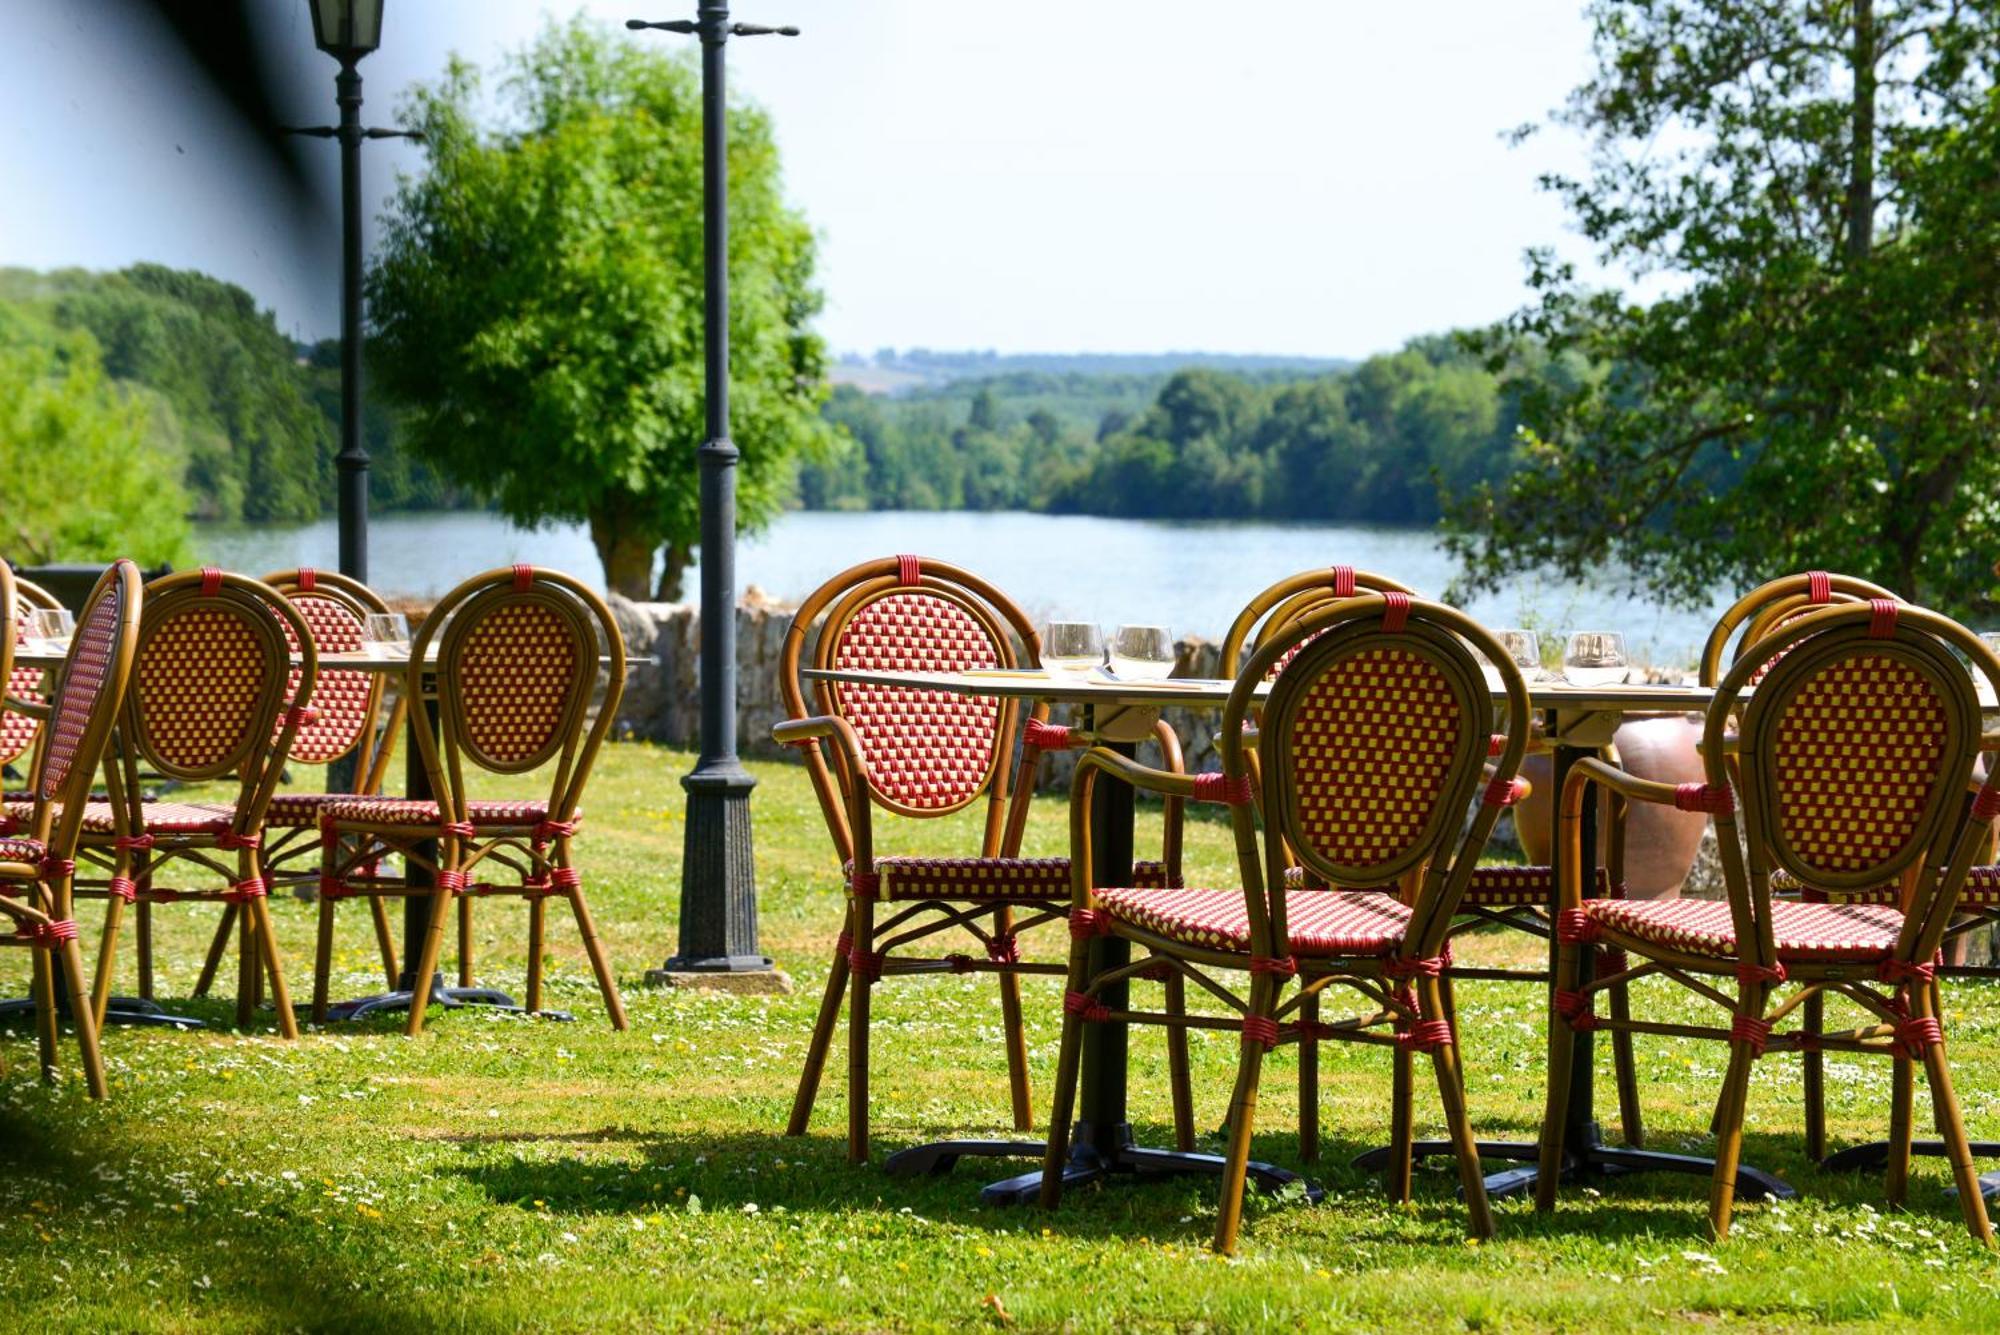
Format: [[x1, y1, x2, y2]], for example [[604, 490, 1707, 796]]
[[44, 569, 319, 1037], [1041, 592, 1530, 1252], [189, 567, 405, 1003], [777, 555, 1188, 1164], [0, 560, 142, 1094], [315, 566, 626, 1036], [1537, 600, 2000, 1244], [0, 575, 65, 801], [1220, 566, 1633, 1159]]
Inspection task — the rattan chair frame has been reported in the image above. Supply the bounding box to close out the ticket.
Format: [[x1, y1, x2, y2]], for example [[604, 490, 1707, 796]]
[[0, 560, 142, 1095], [1537, 601, 2000, 1244], [71, 569, 317, 1037], [314, 566, 627, 1036], [777, 555, 1189, 1164], [1039, 594, 1531, 1252]]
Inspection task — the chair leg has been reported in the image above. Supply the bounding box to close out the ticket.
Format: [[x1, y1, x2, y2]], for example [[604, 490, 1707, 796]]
[[58, 937, 108, 1100], [235, 897, 258, 1030], [1212, 996, 1272, 1256], [1040, 929, 1096, 1210], [1298, 988, 1320, 1163], [1608, 978, 1644, 1148], [312, 894, 337, 1025], [1801, 990, 1825, 1162], [458, 894, 476, 990], [994, 908, 1033, 1133], [526, 895, 547, 1016], [135, 899, 155, 1001], [368, 897, 398, 989], [1388, 1039, 1415, 1204], [405, 883, 455, 1038], [1165, 971, 1195, 1154], [1920, 1028, 1996, 1246], [787, 906, 853, 1137], [1886, 1051, 1914, 1209], [92, 897, 125, 1032], [1423, 976, 1494, 1239], [30, 948, 59, 1084], [846, 898, 877, 1164], [566, 889, 627, 1030], [1707, 1037, 1758, 1241], [193, 905, 237, 999], [248, 893, 297, 1040], [1535, 942, 1582, 1213]]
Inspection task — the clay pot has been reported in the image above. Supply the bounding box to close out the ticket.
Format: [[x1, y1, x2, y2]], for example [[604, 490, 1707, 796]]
[[1514, 713, 1709, 899]]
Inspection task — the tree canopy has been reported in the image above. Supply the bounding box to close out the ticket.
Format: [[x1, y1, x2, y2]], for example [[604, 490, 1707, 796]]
[[1447, 0, 2000, 614], [368, 18, 832, 598]]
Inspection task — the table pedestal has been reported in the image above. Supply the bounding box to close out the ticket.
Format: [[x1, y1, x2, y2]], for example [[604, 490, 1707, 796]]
[[1821, 1141, 2000, 1201]]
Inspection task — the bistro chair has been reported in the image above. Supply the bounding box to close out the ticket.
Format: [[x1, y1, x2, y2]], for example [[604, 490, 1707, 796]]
[[1219, 566, 1633, 1160], [776, 555, 1189, 1164], [1041, 591, 1530, 1251], [0, 560, 143, 1095], [1537, 600, 1999, 1244], [190, 568, 405, 1002], [44, 569, 318, 1037], [315, 565, 627, 1036], [0, 575, 65, 800]]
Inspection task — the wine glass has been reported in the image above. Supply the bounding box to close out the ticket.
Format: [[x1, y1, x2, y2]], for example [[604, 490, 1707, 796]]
[[1473, 628, 1541, 687], [1043, 621, 1104, 674], [363, 612, 412, 660], [30, 608, 74, 653], [1563, 631, 1628, 687], [1107, 624, 1175, 681]]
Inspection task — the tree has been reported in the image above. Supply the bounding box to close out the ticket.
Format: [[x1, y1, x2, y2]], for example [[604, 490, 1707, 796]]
[[368, 18, 832, 598], [1447, 2, 2000, 613]]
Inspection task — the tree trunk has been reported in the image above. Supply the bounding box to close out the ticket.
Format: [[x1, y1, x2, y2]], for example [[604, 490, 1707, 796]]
[[654, 540, 694, 602], [1846, 0, 1876, 264], [588, 507, 656, 600]]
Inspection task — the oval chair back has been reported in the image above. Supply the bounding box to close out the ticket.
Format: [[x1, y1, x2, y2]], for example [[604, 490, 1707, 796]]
[[407, 565, 623, 834], [1218, 566, 1416, 678], [1, 576, 64, 774], [1218, 593, 1531, 965], [1698, 570, 1900, 687], [260, 567, 400, 785], [1710, 600, 1998, 967], [780, 555, 1040, 866]]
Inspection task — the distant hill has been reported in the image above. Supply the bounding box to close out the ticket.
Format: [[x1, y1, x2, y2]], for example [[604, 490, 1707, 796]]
[[832, 348, 1352, 392]]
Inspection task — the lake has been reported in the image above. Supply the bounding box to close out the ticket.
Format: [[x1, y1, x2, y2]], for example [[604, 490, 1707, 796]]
[[192, 509, 1734, 667]]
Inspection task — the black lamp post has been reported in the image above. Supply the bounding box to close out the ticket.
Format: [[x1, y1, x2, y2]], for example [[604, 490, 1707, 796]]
[[628, 4, 796, 991]]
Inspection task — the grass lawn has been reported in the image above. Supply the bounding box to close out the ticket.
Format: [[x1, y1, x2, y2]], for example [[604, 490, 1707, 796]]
[[1, 741, 1998, 1331]]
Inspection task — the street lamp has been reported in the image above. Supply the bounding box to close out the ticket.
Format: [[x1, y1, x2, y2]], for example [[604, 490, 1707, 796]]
[[628, 4, 796, 992]]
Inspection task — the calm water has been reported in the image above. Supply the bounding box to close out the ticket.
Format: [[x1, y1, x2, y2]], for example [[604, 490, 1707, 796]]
[[193, 509, 1733, 666]]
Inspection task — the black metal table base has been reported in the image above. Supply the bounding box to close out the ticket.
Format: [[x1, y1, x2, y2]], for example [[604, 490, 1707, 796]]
[[1822, 1139, 2000, 1202], [884, 1122, 1324, 1208], [0, 994, 203, 1030], [320, 973, 557, 1023], [1355, 1128, 1796, 1202]]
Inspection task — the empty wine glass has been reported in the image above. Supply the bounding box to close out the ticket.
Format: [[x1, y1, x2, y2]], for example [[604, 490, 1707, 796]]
[[30, 608, 74, 653], [1563, 631, 1628, 687], [1473, 628, 1541, 687], [1043, 621, 1104, 674], [1108, 624, 1175, 681], [363, 612, 411, 660]]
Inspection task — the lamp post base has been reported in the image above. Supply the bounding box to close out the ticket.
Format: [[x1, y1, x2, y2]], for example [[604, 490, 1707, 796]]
[[645, 963, 792, 994], [669, 763, 777, 987]]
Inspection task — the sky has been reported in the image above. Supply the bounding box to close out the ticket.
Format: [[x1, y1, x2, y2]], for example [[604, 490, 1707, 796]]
[[2, 1, 1610, 360]]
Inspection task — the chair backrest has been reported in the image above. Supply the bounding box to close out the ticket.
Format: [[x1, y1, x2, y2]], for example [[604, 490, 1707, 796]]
[[780, 556, 1038, 861], [1698, 570, 1900, 687], [119, 569, 317, 838], [1, 575, 62, 769], [261, 567, 393, 769], [409, 565, 622, 825], [21, 562, 142, 856], [1711, 601, 1997, 963], [1218, 594, 1531, 961], [1219, 566, 1416, 678]]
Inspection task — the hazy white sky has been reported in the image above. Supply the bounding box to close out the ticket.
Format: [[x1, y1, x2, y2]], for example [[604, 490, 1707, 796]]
[[3, 1, 1607, 359]]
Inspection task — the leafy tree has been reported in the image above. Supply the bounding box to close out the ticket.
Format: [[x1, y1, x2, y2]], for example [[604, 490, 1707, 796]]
[[1448, 1, 2000, 612], [0, 322, 190, 566], [368, 18, 832, 598]]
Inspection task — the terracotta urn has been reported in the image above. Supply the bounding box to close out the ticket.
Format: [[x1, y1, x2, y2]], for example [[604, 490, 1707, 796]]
[[1514, 713, 1709, 899]]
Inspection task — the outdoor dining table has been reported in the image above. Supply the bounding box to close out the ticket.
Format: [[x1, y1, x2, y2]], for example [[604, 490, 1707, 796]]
[[803, 663, 1806, 1205]]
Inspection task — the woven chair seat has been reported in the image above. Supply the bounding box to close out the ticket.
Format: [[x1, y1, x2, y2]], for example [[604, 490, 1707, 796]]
[[846, 856, 1172, 901], [318, 797, 577, 830], [1280, 863, 1610, 905], [200, 792, 374, 830], [1584, 896, 1906, 963], [1767, 867, 2000, 907], [2, 799, 230, 836], [1095, 885, 1411, 956], [0, 836, 46, 866]]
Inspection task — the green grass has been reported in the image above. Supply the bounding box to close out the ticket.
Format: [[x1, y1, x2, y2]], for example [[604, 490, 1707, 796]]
[[2, 742, 1999, 1330]]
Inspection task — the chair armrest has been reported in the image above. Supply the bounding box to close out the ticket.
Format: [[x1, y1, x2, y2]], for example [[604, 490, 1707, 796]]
[[773, 715, 878, 868], [3, 697, 50, 723], [1073, 746, 1214, 802], [1560, 754, 1694, 811], [773, 715, 870, 780]]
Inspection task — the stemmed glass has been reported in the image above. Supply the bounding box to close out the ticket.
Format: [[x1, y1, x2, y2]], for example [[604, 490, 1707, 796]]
[[1043, 622, 1104, 675], [1563, 631, 1628, 687], [363, 612, 412, 660], [30, 608, 74, 654], [1107, 625, 1176, 681], [1474, 628, 1542, 687]]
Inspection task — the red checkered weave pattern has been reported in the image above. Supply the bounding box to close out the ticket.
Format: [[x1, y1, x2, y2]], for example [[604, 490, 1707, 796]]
[[0, 837, 45, 866], [1584, 896, 1906, 962], [455, 602, 582, 765], [39, 587, 120, 798], [829, 592, 1003, 810], [841, 855, 1172, 901], [1770, 654, 1945, 874], [277, 593, 370, 763], [0, 606, 44, 766], [135, 606, 270, 771], [212, 791, 350, 829], [1094, 884, 1411, 956], [1465, 864, 1610, 906], [1769, 865, 2000, 907], [319, 797, 570, 829], [1285, 647, 1463, 869], [2, 799, 231, 836]]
